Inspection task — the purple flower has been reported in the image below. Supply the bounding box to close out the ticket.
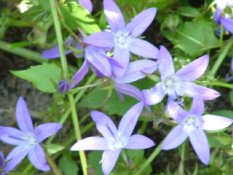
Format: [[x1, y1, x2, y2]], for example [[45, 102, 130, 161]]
[[0, 151, 6, 175], [0, 97, 62, 172], [161, 98, 233, 165], [70, 102, 155, 175], [142, 46, 220, 105], [83, 0, 158, 78], [78, 0, 92, 13], [214, 0, 233, 24]]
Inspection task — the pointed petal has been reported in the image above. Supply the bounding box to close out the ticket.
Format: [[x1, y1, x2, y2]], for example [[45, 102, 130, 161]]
[[79, 0, 93, 12], [189, 98, 205, 116], [124, 134, 155, 149], [102, 150, 121, 175], [189, 129, 210, 165], [167, 101, 188, 123], [28, 145, 50, 171], [118, 102, 144, 138], [129, 38, 158, 59], [158, 46, 175, 79], [104, 0, 125, 32], [161, 125, 188, 150], [176, 55, 209, 81], [202, 114, 233, 131], [91, 111, 118, 139], [70, 60, 89, 88], [126, 8, 157, 37], [176, 82, 220, 100], [83, 31, 114, 47], [0, 126, 26, 145], [142, 83, 166, 105], [214, 2, 226, 23], [85, 46, 112, 77], [220, 17, 233, 34], [16, 97, 34, 133], [112, 47, 130, 78], [34, 123, 62, 143], [114, 60, 158, 83], [71, 136, 108, 151], [114, 83, 143, 101], [42, 45, 72, 59], [0, 151, 5, 168], [5, 144, 29, 172]]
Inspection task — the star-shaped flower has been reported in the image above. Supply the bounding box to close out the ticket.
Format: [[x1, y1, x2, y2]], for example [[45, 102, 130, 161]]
[[83, 0, 158, 78], [142, 46, 220, 105], [161, 98, 233, 165], [0, 97, 62, 172], [70, 102, 155, 175]]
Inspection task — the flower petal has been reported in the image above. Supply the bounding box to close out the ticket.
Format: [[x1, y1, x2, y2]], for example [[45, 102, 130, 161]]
[[34, 123, 62, 143], [124, 134, 155, 149], [70, 60, 89, 88], [5, 144, 29, 172], [104, 0, 125, 32], [71, 136, 108, 151], [129, 38, 158, 59], [214, 1, 227, 23], [189, 98, 205, 116], [42, 45, 72, 59], [28, 145, 50, 171], [0, 126, 26, 145], [189, 129, 210, 165], [220, 17, 233, 34], [112, 47, 130, 78], [79, 0, 93, 12], [158, 46, 175, 80], [85, 46, 112, 77], [102, 150, 121, 175], [114, 60, 158, 84], [126, 8, 157, 37], [176, 55, 209, 81], [142, 82, 166, 105], [16, 97, 34, 133], [167, 101, 188, 123], [57, 80, 71, 93], [91, 111, 118, 139], [0, 151, 4, 168], [161, 125, 188, 150], [83, 31, 114, 47], [118, 102, 144, 138], [202, 114, 233, 131]]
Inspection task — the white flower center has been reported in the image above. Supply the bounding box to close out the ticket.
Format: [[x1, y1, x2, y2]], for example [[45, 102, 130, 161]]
[[107, 132, 128, 151], [183, 115, 202, 133], [114, 31, 132, 49], [162, 75, 180, 95], [26, 133, 37, 147]]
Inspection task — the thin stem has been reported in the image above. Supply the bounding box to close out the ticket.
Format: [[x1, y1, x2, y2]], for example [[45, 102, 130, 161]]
[[49, 0, 88, 174], [46, 153, 63, 175], [195, 80, 233, 89], [211, 37, 233, 77]]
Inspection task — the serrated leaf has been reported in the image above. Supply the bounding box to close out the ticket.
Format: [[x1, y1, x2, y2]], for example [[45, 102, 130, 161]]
[[59, 153, 79, 175], [60, 0, 100, 34], [11, 63, 61, 93]]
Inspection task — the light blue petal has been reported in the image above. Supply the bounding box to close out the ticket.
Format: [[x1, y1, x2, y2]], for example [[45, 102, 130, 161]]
[[176, 55, 209, 82], [104, 0, 125, 32], [129, 38, 158, 59], [202, 114, 233, 131], [126, 8, 157, 37], [167, 101, 188, 123], [91, 111, 118, 140], [124, 134, 155, 149], [189, 129, 209, 165], [16, 97, 34, 133], [28, 145, 50, 171], [83, 31, 114, 47], [220, 17, 233, 34], [0, 151, 5, 168], [102, 150, 121, 175], [0, 126, 25, 145], [161, 125, 188, 150], [189, 98, 205, 116], [118, 102, 144, 138], [79, 0, 93, 12], [34, 123, 62, 143], [71, 136, 108, 151]]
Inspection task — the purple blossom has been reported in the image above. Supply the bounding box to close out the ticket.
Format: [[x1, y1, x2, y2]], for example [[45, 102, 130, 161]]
[[142, 46, 220, 105], [0, 97, 62, 172], [70, 102, 155, 175], [161, 98, 233, 165], [83, 0, 158, 78], [0, 151, 6, 175], [78, 0, 93, 13]]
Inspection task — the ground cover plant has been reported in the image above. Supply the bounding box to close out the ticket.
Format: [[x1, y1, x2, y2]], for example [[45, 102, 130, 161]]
[[0, 0, 233, 174]]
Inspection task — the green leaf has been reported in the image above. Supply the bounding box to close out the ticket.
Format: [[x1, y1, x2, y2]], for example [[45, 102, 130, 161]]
[[88, 151, 103, 175], [214, 135, 232, 145], [59, 153, 79, 175], [11, 63, 61, 93], [162, 18, 220, 56], [177, 6, 200, 17], [46, 144, 65, 154], [213, 110, 233, 119], [60, 0, 101, 34]]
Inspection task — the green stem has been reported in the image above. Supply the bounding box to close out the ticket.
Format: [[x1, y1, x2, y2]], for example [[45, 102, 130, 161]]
[[195, 80, 233, 89], [46, 153, 63, 175], [134, 141, 163, 175], [0, 40, 48, 63], [211, 37, 233, 77], [49, 0, 88, 174]]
